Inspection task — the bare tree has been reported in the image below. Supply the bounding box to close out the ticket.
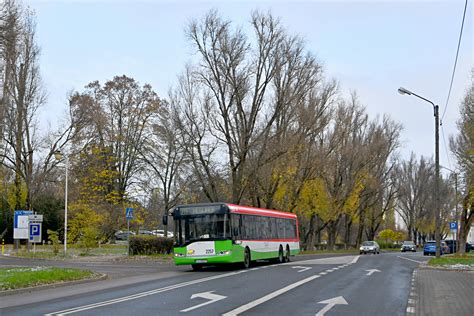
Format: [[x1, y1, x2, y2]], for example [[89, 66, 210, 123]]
[[395, 154, 435, 243], [186, 11, 310, 204], [316, 95, 370, 249], [450, 72, 473, 255], [0, 1, 45, 210], [68, 76, 160, 236], [139, 100, 187, 236]]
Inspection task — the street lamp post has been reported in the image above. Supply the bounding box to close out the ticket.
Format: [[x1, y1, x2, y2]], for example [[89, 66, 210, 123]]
[[398, 87, 441, 258], [54, 150, 68, 256]]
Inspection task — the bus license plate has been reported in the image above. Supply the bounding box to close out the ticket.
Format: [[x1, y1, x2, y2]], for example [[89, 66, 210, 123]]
[[196, 260, 207, 263]]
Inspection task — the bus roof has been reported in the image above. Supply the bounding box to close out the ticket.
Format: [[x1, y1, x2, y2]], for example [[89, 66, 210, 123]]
[[227, 204, 297, 219], [173, 203, 297, 219]]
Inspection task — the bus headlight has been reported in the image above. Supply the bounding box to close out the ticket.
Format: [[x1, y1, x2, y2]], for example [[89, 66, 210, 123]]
[[174, 253, 185, 257], [218, 250, 231, 256]]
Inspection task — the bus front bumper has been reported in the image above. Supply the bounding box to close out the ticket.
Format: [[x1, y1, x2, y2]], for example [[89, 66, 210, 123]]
[[173, 253, 235, 265]]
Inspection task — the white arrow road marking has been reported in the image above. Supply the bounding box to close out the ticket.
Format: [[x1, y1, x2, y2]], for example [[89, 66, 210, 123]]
[[365, 269, 381, 276], [292, 266, 312, 272], [315, 296, 348, 316], [180, 291, 226, 313]]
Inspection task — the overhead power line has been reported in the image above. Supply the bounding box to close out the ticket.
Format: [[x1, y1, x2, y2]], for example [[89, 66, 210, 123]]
[[441, 124, 452, 169], [441, 0, 469, 123]]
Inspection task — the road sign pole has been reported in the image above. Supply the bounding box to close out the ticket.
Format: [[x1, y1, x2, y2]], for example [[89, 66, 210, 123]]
[[127, 218, 130, 256]]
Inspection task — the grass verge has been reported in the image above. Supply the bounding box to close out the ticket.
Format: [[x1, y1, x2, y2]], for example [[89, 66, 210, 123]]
[[428, 256, 474, 267], [0, 267, 95, 290], [11, 244, 127, 259]]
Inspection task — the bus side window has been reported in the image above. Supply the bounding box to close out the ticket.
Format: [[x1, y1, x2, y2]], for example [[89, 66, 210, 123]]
[[231, 214, 240, 238], [241, 215, 247, 239]]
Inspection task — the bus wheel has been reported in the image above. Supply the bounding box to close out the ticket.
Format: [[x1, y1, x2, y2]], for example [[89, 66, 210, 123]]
[[285, 245, 290, 262], [243, 247, 251, 269], [278, 246, 284, 263], [191, 264, 203, 271]]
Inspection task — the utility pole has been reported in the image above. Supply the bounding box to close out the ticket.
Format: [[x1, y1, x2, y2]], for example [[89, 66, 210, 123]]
[[434, 105, 441, 258], [398, 87, 441, 258]]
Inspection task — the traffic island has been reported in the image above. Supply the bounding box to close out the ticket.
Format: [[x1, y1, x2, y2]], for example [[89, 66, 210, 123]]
[[0, 266, 106, 296], [427, 254, 474, 271]]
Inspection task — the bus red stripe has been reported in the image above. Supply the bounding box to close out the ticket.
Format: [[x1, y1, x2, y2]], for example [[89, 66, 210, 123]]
[[239, 239, 299, 242], [227, 204, 296, 219]]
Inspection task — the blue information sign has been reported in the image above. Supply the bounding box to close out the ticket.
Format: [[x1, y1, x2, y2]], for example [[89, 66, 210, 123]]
[[14, 210, 33, 228], [125, 207, 134, 220], [449, 222, 458, 230]]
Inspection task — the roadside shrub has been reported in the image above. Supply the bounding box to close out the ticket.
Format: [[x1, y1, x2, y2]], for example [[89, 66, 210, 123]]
[[376, 240, 399, 249], [47, 230, 60, 254], [129, 235, 173, 255], [76, 227, 99, 255]]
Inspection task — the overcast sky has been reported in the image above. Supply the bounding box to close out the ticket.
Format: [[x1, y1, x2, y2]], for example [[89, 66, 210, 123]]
[[26, 0, 473, 174]]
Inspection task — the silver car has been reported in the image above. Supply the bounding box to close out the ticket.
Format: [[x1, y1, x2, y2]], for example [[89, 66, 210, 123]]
[[359, 241, 380, 254]]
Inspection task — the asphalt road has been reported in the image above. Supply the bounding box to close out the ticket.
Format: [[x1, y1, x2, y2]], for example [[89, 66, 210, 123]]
[[1, 251, 427, 316]]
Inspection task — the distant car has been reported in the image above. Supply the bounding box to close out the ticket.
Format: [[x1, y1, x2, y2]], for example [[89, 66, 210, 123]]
[[138, 229, 154, 236], [114, 231, 135, 240], [423, 241, 449, 256], [401, 241, 416, 252], [360, 241, 380, 254], [152, 229, 174, 238], [444, 240, 472, 253], [468, 242, 474, 252]]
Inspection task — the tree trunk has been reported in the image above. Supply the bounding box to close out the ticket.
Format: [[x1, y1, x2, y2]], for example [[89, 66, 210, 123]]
[[458, 193, 473, 255], [327, 220, 338, 250], [304, 214, 317, 251], [356, 211, 365, 247], [344, 214, 352, 249]]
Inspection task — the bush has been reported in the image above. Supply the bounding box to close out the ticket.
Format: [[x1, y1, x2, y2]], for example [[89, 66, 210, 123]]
[[376, 240, 399, 249], [129, 235, 173, 255], [76, 227, 99, 255], [47, 230, 60, 254]]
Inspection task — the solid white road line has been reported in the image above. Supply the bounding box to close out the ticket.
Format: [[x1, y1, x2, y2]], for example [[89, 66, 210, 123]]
[[397, 256, 426, 264], [222, 275, 321, 316], [45, 270, 248, 316], [350, 255, 360, 264]]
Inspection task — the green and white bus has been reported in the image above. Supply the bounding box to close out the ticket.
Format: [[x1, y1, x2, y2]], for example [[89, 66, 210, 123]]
[[172, 203, 300, 270]]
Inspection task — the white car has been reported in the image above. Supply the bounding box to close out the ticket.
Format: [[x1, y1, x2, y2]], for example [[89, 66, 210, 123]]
[[152, 229, 174, 238], [360, 241, 380, 254]]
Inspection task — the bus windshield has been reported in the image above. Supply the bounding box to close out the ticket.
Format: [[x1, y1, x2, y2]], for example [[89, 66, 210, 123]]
[[175, 213, 229, 246]]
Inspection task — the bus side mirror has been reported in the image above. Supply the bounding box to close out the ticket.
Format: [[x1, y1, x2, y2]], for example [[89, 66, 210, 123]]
[[162, 215, 168, 226]]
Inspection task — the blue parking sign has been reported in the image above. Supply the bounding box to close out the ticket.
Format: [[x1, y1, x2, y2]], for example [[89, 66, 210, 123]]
[[126, 207, 134, 220], [29, 223, 42, 242], [449, 222, 457, 230]]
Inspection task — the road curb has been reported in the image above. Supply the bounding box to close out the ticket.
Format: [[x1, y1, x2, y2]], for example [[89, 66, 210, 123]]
[[0, 273, 108, 297]]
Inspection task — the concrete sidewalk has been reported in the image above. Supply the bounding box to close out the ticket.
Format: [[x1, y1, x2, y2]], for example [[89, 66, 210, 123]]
[[409, 268, 474, 316]]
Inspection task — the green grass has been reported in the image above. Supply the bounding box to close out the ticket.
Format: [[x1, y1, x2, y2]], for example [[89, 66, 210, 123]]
[[11, 244, 127, 259], [0, 267, 95, 290], [428, 256, 474, 267]]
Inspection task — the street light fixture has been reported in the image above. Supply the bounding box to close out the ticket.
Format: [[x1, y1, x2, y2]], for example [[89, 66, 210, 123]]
[[54, 150, 68, 256], [398, 87, 441, 258]]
